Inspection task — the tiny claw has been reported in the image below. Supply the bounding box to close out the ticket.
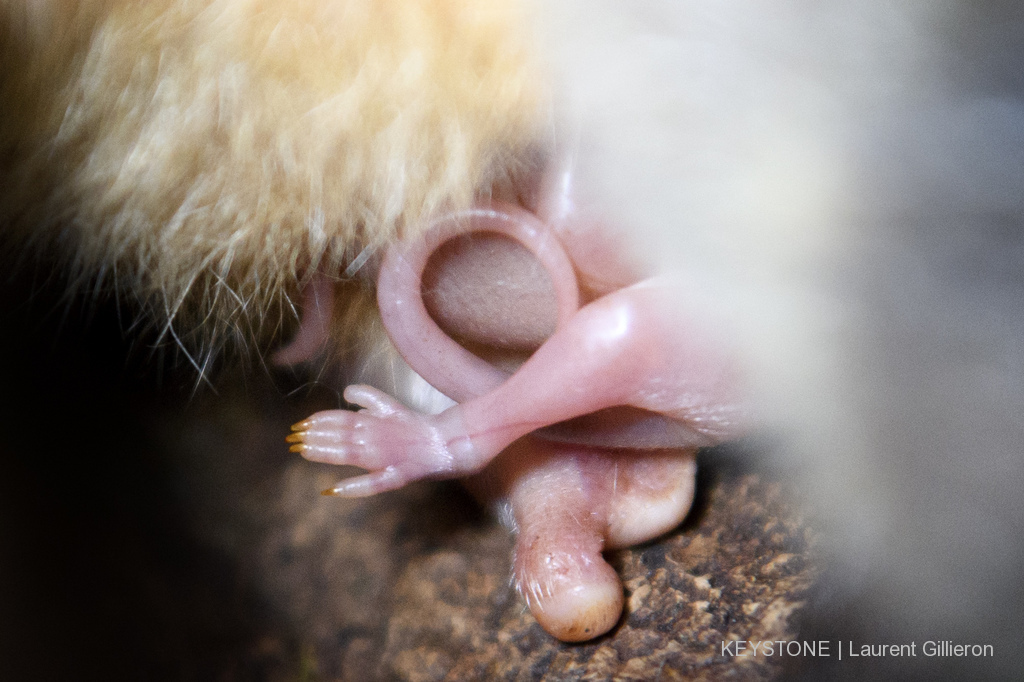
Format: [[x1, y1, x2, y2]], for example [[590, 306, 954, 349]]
[[285, 432, 305, 443], [321, 480, 361, 496], [291, 420, 311, 431], [289, 443, 307, 453]]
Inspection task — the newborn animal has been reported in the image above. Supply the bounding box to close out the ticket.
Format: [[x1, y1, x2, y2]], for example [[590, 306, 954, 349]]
[[3, 0, 1024, 674], [284, 183, 741, 639]]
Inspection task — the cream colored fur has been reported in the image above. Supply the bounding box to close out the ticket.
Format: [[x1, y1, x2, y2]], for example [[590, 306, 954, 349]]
[[3, 1, 1022, 674], [1, 0, 545, 358]]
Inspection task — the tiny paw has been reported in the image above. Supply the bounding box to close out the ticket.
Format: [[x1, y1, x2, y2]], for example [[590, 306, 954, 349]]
[[287, 385, 471, 496]]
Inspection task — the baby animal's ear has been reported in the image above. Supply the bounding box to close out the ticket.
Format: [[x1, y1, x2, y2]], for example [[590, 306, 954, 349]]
[[377, 203, 580, 403]]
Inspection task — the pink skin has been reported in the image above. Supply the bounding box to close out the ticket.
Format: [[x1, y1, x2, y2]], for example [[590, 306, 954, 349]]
[[283, 182, 742, 640], [532, 163, 646, 297], [291, 269, 738, 495], [464, 438, 697, 641], [373, 205, 582, 402]]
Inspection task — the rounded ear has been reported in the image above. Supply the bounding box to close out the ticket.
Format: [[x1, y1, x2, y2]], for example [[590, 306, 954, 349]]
[[377, 203, 580, 403]]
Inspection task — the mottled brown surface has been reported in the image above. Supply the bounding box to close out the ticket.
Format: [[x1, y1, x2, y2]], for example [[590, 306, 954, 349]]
[[157, 381, 818, 681], [0, 276, 817, 681]]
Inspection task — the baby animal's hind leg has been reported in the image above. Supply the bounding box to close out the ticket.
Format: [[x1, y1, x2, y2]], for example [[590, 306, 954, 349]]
[[293, 278, 739, 495], [453, 278, 741, 458]]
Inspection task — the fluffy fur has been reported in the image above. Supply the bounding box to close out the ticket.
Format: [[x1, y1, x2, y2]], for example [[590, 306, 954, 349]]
[[3, 0, 1023, 675], [1, 0, 544, 363]]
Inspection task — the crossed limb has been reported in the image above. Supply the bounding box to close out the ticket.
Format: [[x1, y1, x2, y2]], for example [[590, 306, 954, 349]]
[[284, 196, 742, 641], [289, 276, 740, 496]]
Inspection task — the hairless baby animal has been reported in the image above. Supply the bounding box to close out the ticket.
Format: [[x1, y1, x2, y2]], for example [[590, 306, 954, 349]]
[[285, 177, 743, 640]]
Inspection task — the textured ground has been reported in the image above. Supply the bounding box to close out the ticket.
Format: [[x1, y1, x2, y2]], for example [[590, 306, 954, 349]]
[[171, 399, 818, 681], [0, 269, 819, 681]]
